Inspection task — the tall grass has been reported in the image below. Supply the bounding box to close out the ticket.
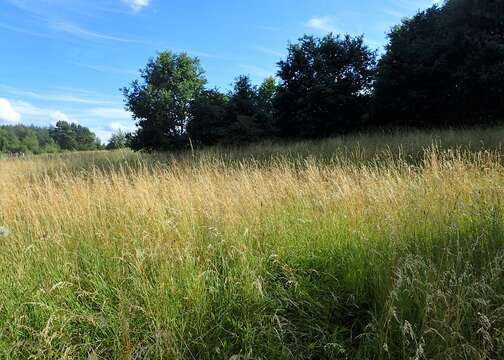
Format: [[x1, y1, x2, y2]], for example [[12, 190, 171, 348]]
[[1, 127, 504, 359]]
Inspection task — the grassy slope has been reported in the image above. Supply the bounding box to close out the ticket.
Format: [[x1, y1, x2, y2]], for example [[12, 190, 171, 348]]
[[1, 127, 504, 359]]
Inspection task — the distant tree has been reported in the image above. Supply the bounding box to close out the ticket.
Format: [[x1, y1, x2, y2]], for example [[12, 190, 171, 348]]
[[257, 76, 277, 116], [49, 121, 78, 150], [49, 121, 98, 151], [275, 34, 377, 139], [0, 128, 24, 153], [122, 51, 207, 151], [33, 127, 59, 153], [374, 0, 504, 127], [187, 89, 229, 146], [74, 124, 99, 151], [106, 130, 130, 150], [0, 125, 60, 154]]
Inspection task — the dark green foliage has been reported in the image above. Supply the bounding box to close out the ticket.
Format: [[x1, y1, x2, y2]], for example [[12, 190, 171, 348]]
[[49, 121, 100, 151], [0, 122, 100, 155], [0, 125, 59, 154], [122, 51, 207, 151], [188, 76, 277, 146], [275, 34, 377, 139], [374, 0, 504, 127], [187, 89, 229, 146], [220, 75, 276, 144]]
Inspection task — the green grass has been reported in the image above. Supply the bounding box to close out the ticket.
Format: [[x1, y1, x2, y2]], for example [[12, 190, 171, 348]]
[[1, 127, 504, 359]]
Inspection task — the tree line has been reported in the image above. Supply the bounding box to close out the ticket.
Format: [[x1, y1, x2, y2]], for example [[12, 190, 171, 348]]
[[123, 0, 504, 151], [0, 121, 102, 155]]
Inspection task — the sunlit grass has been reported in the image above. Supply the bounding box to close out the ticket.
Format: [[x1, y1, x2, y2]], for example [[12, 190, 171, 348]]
[[1, 127, 504, 358]]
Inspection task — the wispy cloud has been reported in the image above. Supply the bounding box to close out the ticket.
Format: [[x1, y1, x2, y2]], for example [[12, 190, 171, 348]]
[[107, 121, 135, 132], [306, 16, 339, 33], [74, 63, 139, 76], [0, 21, 54, 39], [51, 22, 138, 43], [390, 0, 442, 13], [88, 108, 132, 120], [382, 9, 407, 18], [0, 84, 115, 105], [239, 65, 275, 79], [255, 47, 285, 58], [122, 0, 151, 12]]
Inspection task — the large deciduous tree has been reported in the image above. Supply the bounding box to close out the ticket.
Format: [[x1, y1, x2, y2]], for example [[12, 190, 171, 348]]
[[275, 34, 377, 139], [374, 0, 504, 127], [122, 51, 206, 151]]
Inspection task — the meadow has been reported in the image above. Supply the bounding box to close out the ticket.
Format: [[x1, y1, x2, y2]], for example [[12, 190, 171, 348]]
[[1, 127, 504, 359]]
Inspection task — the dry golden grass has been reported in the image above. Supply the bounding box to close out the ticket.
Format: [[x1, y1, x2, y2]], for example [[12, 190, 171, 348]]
[[1, 134, 504, 358]]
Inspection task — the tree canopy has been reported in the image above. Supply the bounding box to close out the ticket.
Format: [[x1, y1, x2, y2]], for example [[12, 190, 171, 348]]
[[275, 34, 376, 138], [0, 123, 100, 155], [123, 0, 504, 151], [374, 0, 504, 127], [122, 51, 206, 151], [49, 121, 100, 151]]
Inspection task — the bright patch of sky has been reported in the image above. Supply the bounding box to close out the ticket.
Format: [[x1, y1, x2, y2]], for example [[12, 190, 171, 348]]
[[0, 0, 442, 140]]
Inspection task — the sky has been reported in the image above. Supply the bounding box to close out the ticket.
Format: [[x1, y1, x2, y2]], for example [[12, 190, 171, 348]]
[[0, 0, 441, 141]]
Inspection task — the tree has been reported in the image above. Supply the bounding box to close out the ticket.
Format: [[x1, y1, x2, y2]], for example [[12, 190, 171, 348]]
[[188, 76, 277, 146], [49, 121, 98, 151], [187, 89, 229, 146], [275, 34, 377, 139], [122, 51, 207, 151], [257, 76, 277, 116], [106, 130, 130, 150], [221, 75, 276, 144], [49, 121, 78, 150], [374, 0, 504, 127], [0, 125, 60, 154]]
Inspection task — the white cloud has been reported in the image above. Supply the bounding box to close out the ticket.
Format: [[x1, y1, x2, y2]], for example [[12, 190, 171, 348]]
[[0, 98, 21, 125], [107, 122, 135, 132], [306, 16, 339, 33], [91, 122, 136, 142], [123, 0, 151, 12], [50, 111, 76, 125], [89, 108, 132, 120], [8, 100, 77, 127]]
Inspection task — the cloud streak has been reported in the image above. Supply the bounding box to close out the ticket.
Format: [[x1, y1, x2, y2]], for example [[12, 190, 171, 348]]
[[306, 16, 339, 33], [239, 64, 275, 79], [88, 107, 132, 120], [256, 47, 285, 57], [51, 22, 138, 43], [0, 84, 115, 105]]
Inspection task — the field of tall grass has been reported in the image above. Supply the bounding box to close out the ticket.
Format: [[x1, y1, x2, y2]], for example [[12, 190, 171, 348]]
[[1, 127, 504, 359]]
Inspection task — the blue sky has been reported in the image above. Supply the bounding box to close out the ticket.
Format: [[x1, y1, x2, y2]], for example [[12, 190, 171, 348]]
[[0, 0, 440, 141]]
